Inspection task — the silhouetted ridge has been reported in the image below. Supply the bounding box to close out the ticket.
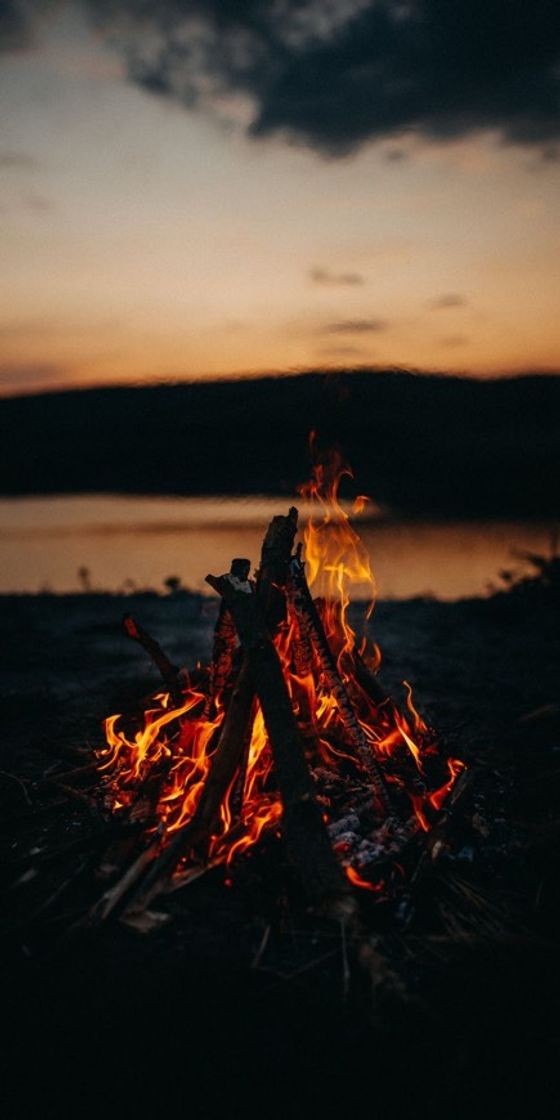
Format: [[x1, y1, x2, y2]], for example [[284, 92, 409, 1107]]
[[1, 369, 559, 519]]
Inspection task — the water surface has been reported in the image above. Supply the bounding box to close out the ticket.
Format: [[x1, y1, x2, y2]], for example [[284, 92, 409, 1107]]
[[0, 495, 555, 599]]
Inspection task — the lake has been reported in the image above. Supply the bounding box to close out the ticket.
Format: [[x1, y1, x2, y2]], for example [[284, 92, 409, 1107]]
[[0, 495, 556, 599]]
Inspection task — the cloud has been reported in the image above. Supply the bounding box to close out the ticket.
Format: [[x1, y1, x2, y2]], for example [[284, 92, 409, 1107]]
[[0, 362, 66, 391], [85, 1, 560, 156], [540, 144, 560, 162], [0, 0, 32, 52], [5, 2, 560, 157], [21, 191, 53, 212], [439, 334, 470, 348], [385, 147, 408, 163], [317, 344, 367, 359], [310, 267, 365, 286], [0, 315, 123, 340], [321, 319, 387, 334], [429, 293, 467, 310], [0, 151, 39, 170]]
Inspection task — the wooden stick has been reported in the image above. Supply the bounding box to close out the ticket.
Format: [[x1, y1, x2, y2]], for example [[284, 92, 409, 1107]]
[[204, 558, 249, 716], [39, 760, 100, 785], [410, 767, 473, 884], [88, 837, 162, 925], [352, 647, 393, 709], [122, 613, 183, 702], [256, 505, 298, 630]]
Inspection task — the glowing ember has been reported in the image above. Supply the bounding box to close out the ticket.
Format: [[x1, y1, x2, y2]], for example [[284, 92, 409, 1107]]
[[97, 437, 465, 894]]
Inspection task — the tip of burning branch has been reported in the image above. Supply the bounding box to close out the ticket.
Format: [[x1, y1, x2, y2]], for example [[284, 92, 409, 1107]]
[[122, 613, 140, 640]]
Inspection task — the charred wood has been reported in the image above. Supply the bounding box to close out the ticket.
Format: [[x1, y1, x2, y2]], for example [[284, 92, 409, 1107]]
[[256, 506, 298, 631], [410, 767, 473, 888], [205, 559, 250, 715], [206, 572, 355, 915], [352, 648, 393, 710], [122, 613, 183, 703]]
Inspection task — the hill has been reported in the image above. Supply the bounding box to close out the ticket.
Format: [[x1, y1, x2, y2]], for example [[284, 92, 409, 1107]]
[[1, 369, 559, 518]]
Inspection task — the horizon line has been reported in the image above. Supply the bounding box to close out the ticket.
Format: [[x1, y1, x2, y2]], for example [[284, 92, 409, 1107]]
[[2, 363, 560, 401]]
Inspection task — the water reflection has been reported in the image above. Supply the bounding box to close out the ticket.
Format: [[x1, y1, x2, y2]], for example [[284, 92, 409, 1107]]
[[0, 495, 556, 600]]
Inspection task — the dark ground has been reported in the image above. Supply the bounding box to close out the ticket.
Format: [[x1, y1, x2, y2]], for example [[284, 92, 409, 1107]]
[[1, 588, 560, 1118]]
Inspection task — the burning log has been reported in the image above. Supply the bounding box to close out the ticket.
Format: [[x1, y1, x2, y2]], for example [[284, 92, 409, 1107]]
[[188, 656, 254, 847], [206, 570, 355, 913], [257, 505, 298, 628], [352, 647, 393, 710], [288, 553, 393, 817], [411, 766, 473, 883], [204, 558, 250, 716], [116, 657, 256, 919], [205, 602, 237, 708]]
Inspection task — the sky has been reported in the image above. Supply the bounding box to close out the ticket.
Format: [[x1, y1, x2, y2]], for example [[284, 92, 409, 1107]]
[[1, 0, 560, 396]]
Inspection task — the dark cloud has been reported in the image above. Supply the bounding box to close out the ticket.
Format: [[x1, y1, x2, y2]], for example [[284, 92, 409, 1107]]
[[322, 319, 387, 334], [310, 267, 365, 287], [0, 1, 32, 52], [0, 362, 65, 390], [430, 293, 467, 310], [4, 3, 560, 157], [318, 345, 367, 359], [85, 0, 560, 156]]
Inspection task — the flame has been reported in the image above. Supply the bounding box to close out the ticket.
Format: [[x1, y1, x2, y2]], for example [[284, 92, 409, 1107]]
[[298, 432, 377, 667], [345, 866, 384, 892], [97, 433, 465, 894]]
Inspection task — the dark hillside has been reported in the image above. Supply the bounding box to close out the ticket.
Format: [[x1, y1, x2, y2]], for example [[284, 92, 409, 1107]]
[[1, 369, 559, 518]]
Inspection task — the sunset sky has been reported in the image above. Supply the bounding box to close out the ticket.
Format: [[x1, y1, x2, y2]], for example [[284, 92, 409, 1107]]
[[1, 0, 560, 396]]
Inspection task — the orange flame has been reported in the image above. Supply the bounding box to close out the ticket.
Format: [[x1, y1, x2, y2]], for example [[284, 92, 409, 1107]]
[[345, 866, 384, 892], [299, 432, 377, 668]]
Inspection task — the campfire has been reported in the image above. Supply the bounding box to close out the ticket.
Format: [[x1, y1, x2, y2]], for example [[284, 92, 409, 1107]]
[[93, 438, 466, 929]]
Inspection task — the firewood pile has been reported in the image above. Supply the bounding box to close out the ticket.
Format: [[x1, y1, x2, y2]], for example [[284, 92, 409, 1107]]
[[4, 462, 559, 1110], [84, 448, 467, 944]]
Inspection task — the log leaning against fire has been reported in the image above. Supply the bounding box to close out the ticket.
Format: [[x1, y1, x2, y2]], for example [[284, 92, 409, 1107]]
[[122, 612, 184, 704], [287, 551, 393, 818], [102, 656, 257, 922], [205, 569, 355, 914]]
